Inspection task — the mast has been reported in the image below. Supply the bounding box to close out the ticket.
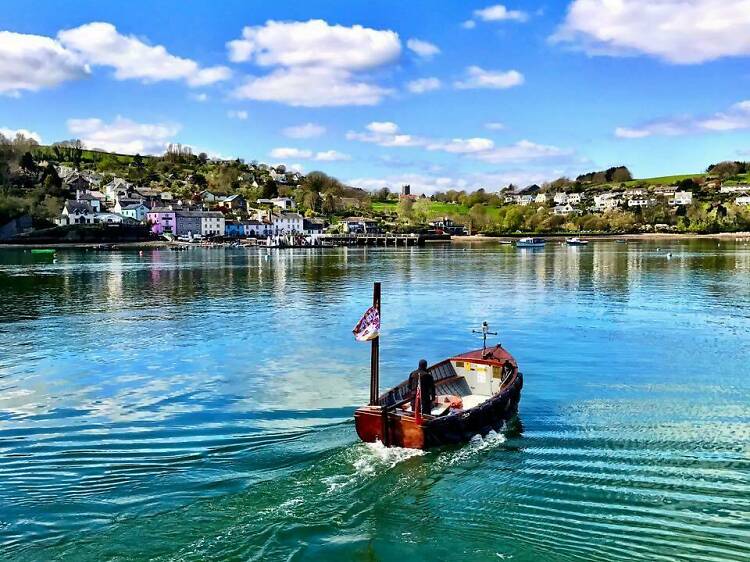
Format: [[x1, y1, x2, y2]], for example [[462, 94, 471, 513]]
[[369, 282, 381, 405]]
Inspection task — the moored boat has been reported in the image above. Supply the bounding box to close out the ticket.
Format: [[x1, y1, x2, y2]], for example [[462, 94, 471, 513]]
[[515, 237, 546, 248], [353, 284, 523, 450], [565, 237, 589, 246]]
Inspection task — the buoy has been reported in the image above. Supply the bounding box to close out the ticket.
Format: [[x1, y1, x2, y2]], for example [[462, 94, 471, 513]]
[[139, 250, 143, 256]]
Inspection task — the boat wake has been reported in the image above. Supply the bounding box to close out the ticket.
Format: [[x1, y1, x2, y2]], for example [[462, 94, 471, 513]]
[[322, 440, 424, 493], [436, 430, 507, 468]]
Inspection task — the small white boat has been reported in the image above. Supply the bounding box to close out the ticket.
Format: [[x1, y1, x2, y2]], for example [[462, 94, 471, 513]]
[[515, 237, 546, 248], [565, 237, 589, 246]]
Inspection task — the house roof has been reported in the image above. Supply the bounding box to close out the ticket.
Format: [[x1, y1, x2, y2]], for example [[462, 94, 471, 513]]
[[77, 193, 101, 201], [64, 200, 93, 214], [121, 203, 148, 210], [222, 194, 244, 202]]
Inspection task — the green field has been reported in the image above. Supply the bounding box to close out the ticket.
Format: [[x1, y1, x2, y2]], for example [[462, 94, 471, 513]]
[[372, 201, 471, 217], [625, 173, 705, 186]]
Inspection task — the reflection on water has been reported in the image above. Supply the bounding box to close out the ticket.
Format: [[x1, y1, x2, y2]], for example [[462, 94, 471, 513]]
[[0, 240, 749, 561]]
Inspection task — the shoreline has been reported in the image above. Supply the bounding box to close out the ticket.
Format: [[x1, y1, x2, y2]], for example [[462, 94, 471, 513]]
[[452, 232, 750, 242]]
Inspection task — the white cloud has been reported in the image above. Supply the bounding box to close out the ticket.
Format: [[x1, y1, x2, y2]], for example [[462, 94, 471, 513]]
[[485, 121, 506, 130], [615, 100, 750, 138], [270, 147, 313, 160], [227, 19, 400, 69], [227, 110, 248, 120], [314, 150, 351, 161], [233, 67, 392, 107], [427, 137, 495, 153], [58, 22, 230, 87], [228, 19, 400, 106], [67, 116, 179, 154], [0, 31, 89, 96], [471, 140, 571, 164], [407, 77, 442, 94], [473, 4, 529, 22], [189, 92, 209, 102], [283, 122, 326, 138], [347, 121, 571, 165], [346, 121, 426, 147], [0, 127, 42, 143], [462, 20, 477, 29], [406, 38, 440, 58], [454, 66, 524, 89], [553, 0, 750, 64], [270, 147, 350, 161]]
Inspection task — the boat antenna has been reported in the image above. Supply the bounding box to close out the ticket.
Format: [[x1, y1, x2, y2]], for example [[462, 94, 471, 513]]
[[472, 321, 498, 356]]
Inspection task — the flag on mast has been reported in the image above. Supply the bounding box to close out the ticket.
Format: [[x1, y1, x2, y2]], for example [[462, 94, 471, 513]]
[[352, 306, 380, 342]]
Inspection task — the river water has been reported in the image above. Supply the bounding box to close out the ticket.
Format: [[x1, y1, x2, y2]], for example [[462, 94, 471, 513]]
[[0, 240, 748, 561]]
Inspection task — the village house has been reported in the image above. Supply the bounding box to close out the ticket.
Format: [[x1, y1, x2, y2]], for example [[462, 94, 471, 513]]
[[65, 172, 91, 193], [535, 193, 550, 204], [341, 217, 379, 234], [303, 218, 326, 242], [57, 201, 96, 225], [118, 202, 150, 222], [103, 178, 132, 202], [593, 193, 622, 212], [243, 220, 269, 237], [200, 190, 219, 203], [76, 191, 103, 213], [256, 197, 296, 210], [720, 185, 750, 194], [147, 207, 176, 235], [567, 193, 583, 205], [669, 191, 693, 206], [429, 217, 467, 235], [628, 197, 657, 208], [736, 196, 750, 206], [174, 211, 202, 237], [553, 193, 568, 205], [553, 203, 576, 216], [218, 194, 246, 212], [199, 211, 226, 237]]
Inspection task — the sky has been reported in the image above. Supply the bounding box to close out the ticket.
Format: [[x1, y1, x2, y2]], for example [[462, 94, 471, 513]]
[[1, 0, 750, 194]]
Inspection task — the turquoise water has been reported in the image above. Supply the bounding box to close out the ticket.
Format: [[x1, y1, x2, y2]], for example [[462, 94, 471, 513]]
[[0, 240, 749, 561]]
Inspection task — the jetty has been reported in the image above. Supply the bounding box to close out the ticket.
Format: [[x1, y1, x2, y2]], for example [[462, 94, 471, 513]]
[[321, 233, 450, 247]]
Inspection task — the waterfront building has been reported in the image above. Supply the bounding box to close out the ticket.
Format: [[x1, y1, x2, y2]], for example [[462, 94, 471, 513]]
[[76, 191, 103, 213], [341, 217, 379, 234], [57, 201, 96, 225], [199, 211, 226, 237], [147, 207, 176, 235], [118, 203, 150, 222]]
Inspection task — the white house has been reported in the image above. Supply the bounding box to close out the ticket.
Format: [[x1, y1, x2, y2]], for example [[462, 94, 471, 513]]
[[271, 212, 303, 234], [303, 218, 325, 243], [256, 197, 296, 210], [736, 196, 750, 205], [57, 201, 96, 225], [628, 198, 656, 208], [720, 185, 750, 194], [519, 194, 534, 206], [553, 204, 576, 216], [535, 193, 550, 204], [118, 202, 150, 222], [568, 193, 583, 205], [669, 191, 693, 206], [593, 193, 622, 212], [200, 211, 225, 237], [104, 178, 132, 202], [553, 192, 569, 205]]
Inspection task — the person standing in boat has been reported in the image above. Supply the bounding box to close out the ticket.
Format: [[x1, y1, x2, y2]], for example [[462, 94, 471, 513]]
[[409, 359, 436, 415]]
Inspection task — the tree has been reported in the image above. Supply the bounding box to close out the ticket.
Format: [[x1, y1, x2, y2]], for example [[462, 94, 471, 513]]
[[397, 197, 414, 221], [322, 192, 337, 214], [19, 152, 36, 174], [709, 161, 740, 180], [412, 198, 431, 223]]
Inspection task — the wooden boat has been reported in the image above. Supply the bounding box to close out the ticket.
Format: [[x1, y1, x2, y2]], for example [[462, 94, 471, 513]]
[[514, 237, 545, 248], [565, 237, 589, 246], [353, 284, 523, 450]]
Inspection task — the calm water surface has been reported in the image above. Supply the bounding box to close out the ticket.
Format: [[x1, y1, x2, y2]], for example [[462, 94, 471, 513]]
[[0, 240, 749, 561]]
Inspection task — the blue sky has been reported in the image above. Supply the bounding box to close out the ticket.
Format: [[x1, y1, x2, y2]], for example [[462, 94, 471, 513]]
[[2, 0, 750, 193]]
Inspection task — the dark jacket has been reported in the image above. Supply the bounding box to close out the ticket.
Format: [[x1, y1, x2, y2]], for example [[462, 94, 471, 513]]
[[409, 368, 436, 414]]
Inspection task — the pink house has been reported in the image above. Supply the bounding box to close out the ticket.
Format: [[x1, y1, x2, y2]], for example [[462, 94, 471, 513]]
[[147, 207, 176, 235]]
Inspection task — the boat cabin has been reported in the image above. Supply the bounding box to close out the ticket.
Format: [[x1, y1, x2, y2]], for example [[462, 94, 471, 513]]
[[377, 345, 516, 417]]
